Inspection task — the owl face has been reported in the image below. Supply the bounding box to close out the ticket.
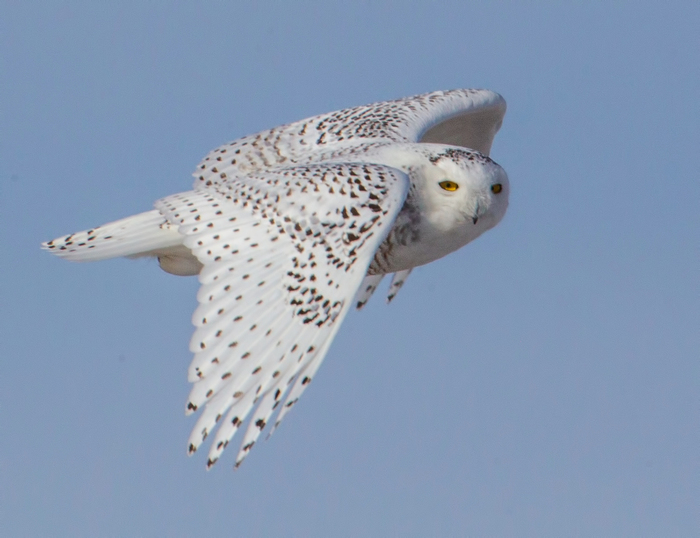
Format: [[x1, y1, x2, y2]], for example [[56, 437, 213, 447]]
[[416, 145, 509, 234]]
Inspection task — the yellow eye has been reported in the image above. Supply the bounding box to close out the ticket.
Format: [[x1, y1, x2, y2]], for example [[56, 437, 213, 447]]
[[491, 183, 503, 194], [439, 180, 459, 192]]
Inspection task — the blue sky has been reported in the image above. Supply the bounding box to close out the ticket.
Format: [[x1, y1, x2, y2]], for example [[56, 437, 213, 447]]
[[1, 2, 698, 536]]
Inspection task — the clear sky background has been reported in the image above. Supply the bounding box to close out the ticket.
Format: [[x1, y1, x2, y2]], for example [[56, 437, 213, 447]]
[[1, 2, 698, 536]]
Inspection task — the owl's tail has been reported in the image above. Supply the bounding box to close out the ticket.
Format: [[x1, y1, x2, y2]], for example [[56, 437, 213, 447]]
[[42, 209, 203, 276]]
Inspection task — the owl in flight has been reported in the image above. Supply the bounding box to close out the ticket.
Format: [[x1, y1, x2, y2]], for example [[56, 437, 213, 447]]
[[43, 89, 509, 469]]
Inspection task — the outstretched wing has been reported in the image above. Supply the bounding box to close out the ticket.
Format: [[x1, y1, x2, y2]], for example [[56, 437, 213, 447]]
[[193, 89, 506, 187], [156, 163, 408, 468]]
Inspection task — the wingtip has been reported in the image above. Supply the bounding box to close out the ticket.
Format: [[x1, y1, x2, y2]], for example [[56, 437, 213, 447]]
[[233, 456, 247, 470], [41, 238, 60, 252]]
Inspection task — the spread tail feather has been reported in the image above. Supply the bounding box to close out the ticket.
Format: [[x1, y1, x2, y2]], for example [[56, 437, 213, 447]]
[[42, 209, 202, 275]]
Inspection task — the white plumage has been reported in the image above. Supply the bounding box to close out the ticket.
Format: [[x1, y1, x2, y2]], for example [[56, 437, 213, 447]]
[[43, 89, 509, 469]]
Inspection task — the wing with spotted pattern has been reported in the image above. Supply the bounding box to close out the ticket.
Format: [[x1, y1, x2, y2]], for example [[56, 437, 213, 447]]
[[156, 162, 408, 468], [193, 89, 506, 187]]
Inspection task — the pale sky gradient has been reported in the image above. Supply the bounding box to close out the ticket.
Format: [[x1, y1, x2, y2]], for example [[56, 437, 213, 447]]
[[1, 2, 698, 536]]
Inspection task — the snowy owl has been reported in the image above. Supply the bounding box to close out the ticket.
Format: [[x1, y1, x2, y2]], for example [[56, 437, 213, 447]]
[[43, 89, 509, 469]]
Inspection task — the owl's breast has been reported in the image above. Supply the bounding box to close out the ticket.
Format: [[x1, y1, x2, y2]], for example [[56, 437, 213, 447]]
[[368, 200, 492, 275]]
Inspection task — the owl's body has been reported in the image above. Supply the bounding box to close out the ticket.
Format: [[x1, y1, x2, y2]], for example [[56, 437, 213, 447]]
[[44, 89, 509, 468]]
